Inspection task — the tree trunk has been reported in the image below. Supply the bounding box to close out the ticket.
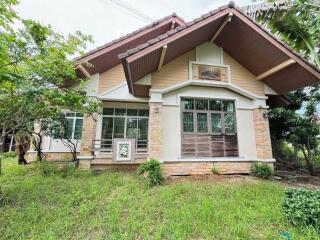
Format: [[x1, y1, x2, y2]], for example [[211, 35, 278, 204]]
[[301, 147, 315, 176], [17, 143, 27, 165]]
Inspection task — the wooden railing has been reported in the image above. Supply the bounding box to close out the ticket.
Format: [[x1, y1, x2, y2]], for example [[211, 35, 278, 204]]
[[92, 139, 148, 154]]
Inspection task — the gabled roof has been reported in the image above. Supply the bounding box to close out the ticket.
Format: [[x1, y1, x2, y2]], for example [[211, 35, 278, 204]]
[[75, 13, 185, 76], [119, 2, 320, 96]]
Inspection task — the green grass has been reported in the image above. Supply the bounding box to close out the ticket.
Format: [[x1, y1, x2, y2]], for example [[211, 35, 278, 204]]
[[0, 158, 319, 240]]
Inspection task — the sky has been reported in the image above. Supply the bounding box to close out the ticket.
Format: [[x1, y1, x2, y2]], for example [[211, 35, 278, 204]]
[[15, 0, 254, 52]]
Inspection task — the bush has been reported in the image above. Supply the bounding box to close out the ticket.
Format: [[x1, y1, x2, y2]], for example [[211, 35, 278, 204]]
[[137, 158, 164, 187], [37, 161, 75, 177], [2, 151, 16, 159], [251, 163, 274, 179], [283, 188, 320, 231]]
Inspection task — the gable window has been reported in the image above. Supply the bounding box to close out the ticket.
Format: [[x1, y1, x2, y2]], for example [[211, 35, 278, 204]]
[[181, 98, 238, 158], [101, 108, 149, 151], [65, 112, 84, 140]]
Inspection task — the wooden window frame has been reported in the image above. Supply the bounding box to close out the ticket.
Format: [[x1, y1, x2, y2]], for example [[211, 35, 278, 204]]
[[181, 98, 237, 136]]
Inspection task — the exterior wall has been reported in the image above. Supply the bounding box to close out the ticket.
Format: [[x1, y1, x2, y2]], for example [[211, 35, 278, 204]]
[[223, 52, 265, 96], [151, 50, 195, 89], [26, 152, 73, 162], [159, 86, 263, 162], [148, 102, 163, 159], [99, 64, 126, 94], [79, 114, 97, 156], [253, 109, 273, 159], [162, 161, 274, 176]]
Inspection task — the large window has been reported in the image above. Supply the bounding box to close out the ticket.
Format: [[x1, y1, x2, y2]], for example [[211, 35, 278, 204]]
[[182, 98, 236, 135], [101, 108, 149, 150], [65, 112, 84, 140]]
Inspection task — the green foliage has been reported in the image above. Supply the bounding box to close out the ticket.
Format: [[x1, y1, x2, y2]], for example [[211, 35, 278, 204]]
[[211, 167, 220, 174], [283, 188, 320, 231], [137, 158, 164, 187], [2, 151, 16, 159], [251, 163, 274, 179], [37, 161, 75, 177], [0, 159, 319, 239]]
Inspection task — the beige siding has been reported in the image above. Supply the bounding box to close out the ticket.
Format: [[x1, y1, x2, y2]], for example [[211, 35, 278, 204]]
[[151, 50, 195, 89], [98, 64, 126, 94], [223, 52, 265, 96]]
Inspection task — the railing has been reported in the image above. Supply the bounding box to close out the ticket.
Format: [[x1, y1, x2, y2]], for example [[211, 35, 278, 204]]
[[92, 139, 148, 154]]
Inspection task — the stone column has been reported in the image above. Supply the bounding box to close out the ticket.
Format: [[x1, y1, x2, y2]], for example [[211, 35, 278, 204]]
[[78, 114, 97, 169], [148, 102, 163, 160], [253, 108, 273, 159]]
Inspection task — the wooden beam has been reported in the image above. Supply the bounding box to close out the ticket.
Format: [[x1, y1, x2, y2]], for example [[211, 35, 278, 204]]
[[158, 45, 167, 71], [257, 59, 296, 80], [210, 12, 233, 43], [170, 20, 176, 30], [75, 64, 91, 78]]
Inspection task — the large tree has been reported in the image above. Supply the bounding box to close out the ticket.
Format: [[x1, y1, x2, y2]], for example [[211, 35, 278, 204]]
[[0, 0, 100, 173], [244, 0, 320, 175]]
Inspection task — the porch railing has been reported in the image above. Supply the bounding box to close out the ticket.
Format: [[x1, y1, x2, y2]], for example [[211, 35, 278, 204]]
[[92, 139, 148, 154]]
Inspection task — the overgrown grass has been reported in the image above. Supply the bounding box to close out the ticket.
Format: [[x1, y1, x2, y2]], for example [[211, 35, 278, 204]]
[[0, 158, 319, 240]]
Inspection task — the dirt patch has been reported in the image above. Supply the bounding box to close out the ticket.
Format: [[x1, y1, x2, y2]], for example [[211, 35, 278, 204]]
[[275, 170, 320, 189]]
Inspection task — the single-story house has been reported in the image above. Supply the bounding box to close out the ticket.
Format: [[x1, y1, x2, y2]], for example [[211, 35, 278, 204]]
[[28, 3, 320, 175]]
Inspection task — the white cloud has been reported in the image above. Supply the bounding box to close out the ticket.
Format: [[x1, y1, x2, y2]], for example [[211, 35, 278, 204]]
[[15, 0, 253, 51]]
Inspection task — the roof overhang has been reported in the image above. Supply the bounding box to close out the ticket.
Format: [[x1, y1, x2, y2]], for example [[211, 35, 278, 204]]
[[120, 5, 320, 97], [75, 15, 185, 76]]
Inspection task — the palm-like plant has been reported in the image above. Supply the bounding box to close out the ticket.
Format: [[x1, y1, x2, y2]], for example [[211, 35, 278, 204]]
[[243, 0, 320, 69]]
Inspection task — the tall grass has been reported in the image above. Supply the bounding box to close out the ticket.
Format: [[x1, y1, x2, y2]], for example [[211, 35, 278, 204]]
[[0, 159, 319, 240]]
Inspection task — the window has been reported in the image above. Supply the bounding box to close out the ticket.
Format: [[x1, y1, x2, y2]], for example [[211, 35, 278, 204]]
[[102, 108, 149, 149], [65, 112, 84, 139], [181, 98, 236, 135]]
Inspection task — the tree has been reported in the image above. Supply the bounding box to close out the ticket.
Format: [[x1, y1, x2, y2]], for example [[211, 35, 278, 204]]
[[0, 0, 100, 173]]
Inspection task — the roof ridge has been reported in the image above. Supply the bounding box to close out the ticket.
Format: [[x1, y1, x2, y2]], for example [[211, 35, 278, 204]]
[[118, 4, 230, 59], [75, 13, 185, 61], [118, 2, 319, 74]]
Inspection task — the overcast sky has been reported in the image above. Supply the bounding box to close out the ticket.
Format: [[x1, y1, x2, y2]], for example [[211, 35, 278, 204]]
[[15, 0, 254, 52]]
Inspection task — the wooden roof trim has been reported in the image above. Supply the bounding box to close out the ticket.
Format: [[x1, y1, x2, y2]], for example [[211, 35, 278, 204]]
[[210, 12, 233, 42], [231, 9, 320, 80], [257, 59, 296, 80], [126, 9, 231, 63], [158, 45, 167, 71], [77, 16, 185, 62]]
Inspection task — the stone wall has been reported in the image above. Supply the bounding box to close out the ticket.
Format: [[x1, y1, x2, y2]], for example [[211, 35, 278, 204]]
[[148, 102, 163, 160], [253, 109, 273, 159], [79, 114, 97, 156]]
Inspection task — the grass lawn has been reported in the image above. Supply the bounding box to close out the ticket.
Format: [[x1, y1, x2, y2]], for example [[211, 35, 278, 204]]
[[0, 158, 319, 240]]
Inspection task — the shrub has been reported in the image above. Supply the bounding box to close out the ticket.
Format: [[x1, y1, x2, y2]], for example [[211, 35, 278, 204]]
[[37, 161, 75, 177], [283, 188, 320, 231], [211, 167, 220, 174], [137, 158, 164, 187], [251, 163, 274, 179], [2, 151, 16, 159]]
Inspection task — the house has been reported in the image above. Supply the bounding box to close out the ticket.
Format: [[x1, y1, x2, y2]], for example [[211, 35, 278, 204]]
[[28, 3, 320, 175]]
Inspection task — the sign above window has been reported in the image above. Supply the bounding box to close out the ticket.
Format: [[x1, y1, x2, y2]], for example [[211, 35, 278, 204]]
[[190, 62, 229, 82]]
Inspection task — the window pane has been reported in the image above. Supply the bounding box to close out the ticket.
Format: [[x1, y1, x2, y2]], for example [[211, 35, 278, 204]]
[[103, 108, 114, 115], [211, 113, 222, 134], [183, 112, 193, 132], [196, 99, 208, 110], [113, 117, 125, 138], [225, 113, 235, 134], [76, 113, 84, 117], [115, 108, 126, 116], [126, 117, 138, 139], [197, 113, 208, 132], [127, 109, 138, 116], [66, 112, 75, 117], [66, 118, 74, 139], [138, 109, 149, 116], [209, 100, 222, 111], [74, 119, 83, 139], [102, 117, 113, 139], [138, 118, 148, 140], [182, 99, 194, 110], [223, 101, 235, 112]]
